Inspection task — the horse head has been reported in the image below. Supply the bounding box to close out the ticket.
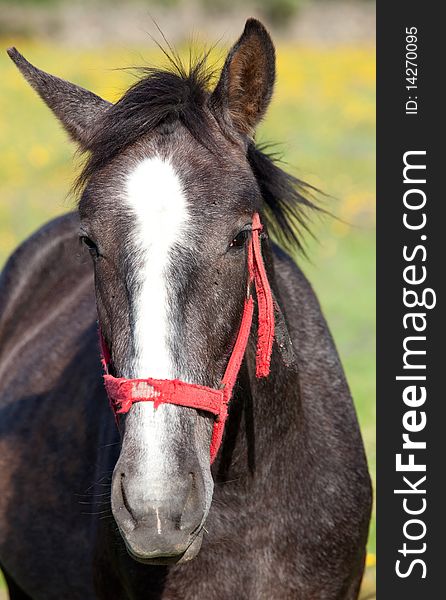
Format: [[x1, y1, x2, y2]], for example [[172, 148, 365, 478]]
[[8, 19, 277, 564]]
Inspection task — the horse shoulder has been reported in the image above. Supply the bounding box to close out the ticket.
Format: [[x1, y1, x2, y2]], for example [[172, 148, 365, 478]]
[[271, 246, 371, 593], [0, 213, 101, 598]]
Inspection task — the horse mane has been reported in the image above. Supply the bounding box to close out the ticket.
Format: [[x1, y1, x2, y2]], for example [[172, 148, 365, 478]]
[[76, 52, 320, 254], [247, 144, 319, 253]]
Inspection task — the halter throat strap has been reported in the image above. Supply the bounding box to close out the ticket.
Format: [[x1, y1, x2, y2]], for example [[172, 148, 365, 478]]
[[100, 212, 275, 463]]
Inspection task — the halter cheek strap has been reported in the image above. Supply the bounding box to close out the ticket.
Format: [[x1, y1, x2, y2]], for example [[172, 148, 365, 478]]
[[100, 212, 275, 463]]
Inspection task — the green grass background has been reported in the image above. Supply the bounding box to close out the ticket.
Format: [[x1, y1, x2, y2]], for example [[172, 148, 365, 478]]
[[0, 41, 375, 589]]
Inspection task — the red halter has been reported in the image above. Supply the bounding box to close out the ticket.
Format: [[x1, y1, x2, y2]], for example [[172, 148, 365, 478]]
[[100, 212, 275, 463]]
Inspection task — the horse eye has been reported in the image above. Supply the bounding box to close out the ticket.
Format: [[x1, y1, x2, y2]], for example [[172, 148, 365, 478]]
[[80, 235, 99, 258], [229, 230, 249, 250]]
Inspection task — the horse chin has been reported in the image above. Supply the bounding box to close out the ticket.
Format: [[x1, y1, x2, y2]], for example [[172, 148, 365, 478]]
[[125, 530, 204, 566]]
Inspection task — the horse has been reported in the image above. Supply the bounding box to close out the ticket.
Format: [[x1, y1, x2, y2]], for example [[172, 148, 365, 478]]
[[0, 19, 372, 600]]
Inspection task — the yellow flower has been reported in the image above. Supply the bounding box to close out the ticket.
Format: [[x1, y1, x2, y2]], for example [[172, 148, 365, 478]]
[[28, 145, 50, 168], [366, 553, 376, 567]]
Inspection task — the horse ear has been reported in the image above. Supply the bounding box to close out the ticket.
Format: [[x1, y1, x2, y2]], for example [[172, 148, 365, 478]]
[[6, 47, 111, 148], [210, 19, 275, 138]]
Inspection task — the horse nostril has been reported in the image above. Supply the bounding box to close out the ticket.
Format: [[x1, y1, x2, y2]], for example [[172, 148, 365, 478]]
[[120, 472, 135, 520], [178, 472, 202, 532]]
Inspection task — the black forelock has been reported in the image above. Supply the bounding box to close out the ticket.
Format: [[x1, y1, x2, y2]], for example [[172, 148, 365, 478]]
[[75, 52, 218, 191], [76, 51, 320, 254]]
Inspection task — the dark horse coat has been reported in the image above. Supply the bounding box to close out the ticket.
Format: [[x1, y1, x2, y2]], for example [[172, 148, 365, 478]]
[[0, 19, 371, 600]]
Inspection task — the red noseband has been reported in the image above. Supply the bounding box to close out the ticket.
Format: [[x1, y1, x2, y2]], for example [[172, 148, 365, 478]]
[[100, 212, 275, 463]]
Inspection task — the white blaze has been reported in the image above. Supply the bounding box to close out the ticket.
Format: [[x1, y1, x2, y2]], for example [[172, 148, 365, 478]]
[[125, 155, 189, 479], [126, 155, 189, 380]]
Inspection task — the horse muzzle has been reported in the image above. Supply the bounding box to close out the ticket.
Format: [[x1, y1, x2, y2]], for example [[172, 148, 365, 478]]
[[111, 467, 208, 563], [110, 403, 212, 563]]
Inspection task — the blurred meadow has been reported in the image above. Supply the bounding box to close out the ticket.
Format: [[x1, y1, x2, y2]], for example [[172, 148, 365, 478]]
[[0, 0, 375, 595]]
